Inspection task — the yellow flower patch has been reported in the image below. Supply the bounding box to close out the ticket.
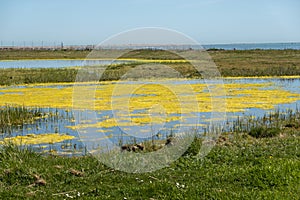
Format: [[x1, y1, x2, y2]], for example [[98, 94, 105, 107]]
[[0, 133, 75, 145], [0, 78, 300, 130]]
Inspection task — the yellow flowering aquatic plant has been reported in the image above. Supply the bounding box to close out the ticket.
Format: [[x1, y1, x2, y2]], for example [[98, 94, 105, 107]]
[[0, 133, 75, 145], [0, 78, 300, 131]]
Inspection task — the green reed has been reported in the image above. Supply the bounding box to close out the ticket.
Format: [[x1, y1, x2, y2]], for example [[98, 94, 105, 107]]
[[0, 105, 44, 134]]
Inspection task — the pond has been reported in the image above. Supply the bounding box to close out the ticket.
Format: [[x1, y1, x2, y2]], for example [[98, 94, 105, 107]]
[[0, 77, 300, 155], [0, 59, 129, 69]]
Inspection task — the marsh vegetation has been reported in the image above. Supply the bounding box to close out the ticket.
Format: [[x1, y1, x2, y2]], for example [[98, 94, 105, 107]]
[[0, 49, 299, 199]]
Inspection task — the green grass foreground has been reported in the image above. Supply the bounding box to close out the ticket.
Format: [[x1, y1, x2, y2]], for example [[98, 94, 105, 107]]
[[1, 49, 300, 85], [1, 110, 299, 199], [0, 132, 299, 199]]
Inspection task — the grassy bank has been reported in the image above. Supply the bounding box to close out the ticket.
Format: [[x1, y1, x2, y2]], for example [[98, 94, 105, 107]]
[[213, 49, 300, 77], [0, 49, 300, 84], [0, 49, 91, 60], [0, 109, 299, 199]]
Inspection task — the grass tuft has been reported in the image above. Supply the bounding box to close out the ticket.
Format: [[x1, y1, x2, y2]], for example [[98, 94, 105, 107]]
[[248, 126, 281, 138]]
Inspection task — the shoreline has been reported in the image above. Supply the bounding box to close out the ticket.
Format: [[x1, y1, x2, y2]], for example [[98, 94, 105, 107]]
[[1, 67, 300, 86]]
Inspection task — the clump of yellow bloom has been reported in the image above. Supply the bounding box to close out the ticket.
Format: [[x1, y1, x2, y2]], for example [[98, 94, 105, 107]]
[[0, 133, 75, 145]]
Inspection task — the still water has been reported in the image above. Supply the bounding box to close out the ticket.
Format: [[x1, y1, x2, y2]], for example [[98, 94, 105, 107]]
[[1, 77, 300, 155], [0, 59, 128, 69]]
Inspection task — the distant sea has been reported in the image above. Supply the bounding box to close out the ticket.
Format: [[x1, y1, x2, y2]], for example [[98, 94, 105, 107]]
[[202, 42, 300, 50], [96, 42, 300, 50]]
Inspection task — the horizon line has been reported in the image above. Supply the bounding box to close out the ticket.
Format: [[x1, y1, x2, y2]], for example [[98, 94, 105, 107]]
[[0, 41, 300, 47]]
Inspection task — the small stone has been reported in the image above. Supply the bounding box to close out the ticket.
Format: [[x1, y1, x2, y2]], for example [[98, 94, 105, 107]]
[[70, 168, 85, 177], [35, 178, 47, 186], [54, 165, 64, 169]]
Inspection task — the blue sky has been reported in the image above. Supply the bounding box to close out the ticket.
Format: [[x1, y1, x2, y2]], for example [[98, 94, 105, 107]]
[[1, 0, 300, 45]]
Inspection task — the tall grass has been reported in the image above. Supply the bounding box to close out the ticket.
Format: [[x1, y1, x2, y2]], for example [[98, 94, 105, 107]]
[[0, 105, 44, 134], [0, 68, 78, 85], [229, 108, 300, 136]]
